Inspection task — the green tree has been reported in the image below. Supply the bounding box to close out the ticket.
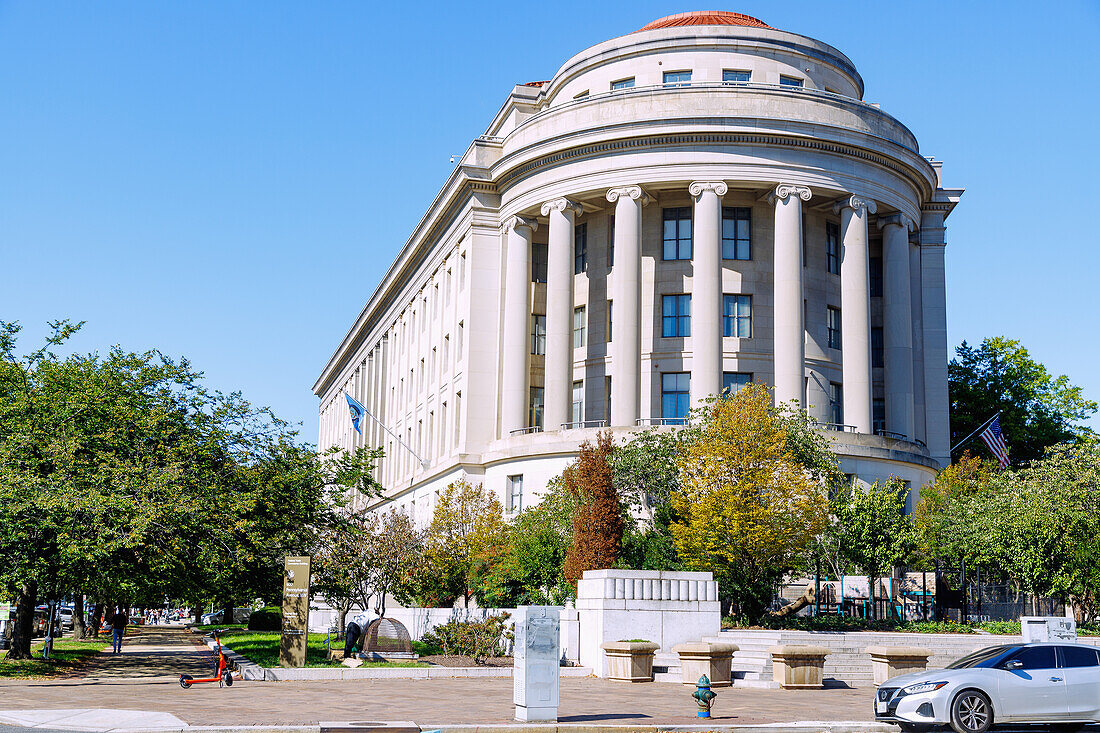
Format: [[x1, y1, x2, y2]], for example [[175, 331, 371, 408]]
[[950, 337, 1096, 465], [670, 383, 829, 621]]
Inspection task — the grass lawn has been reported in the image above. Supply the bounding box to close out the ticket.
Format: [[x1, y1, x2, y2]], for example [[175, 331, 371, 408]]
[[213, 629, 428, 668], [0, 636, 111, 680]]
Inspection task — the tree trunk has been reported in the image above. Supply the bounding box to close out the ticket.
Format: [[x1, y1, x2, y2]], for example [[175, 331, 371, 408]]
[[6, 581, 38, 659], [190, 605, 202, 626], [221, 601, 234, 626], [73, 595, 86, 639], [337, 606, 349, 634], [90, 603, 104, 638]]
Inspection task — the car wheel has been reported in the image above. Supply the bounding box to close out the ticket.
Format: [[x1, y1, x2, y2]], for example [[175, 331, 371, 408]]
[[950, 690, 993, 733]]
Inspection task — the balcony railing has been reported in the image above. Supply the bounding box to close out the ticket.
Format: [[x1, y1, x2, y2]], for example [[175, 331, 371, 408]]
[[875, 429, 908, 441], [509, 426, 543, 436], [635, 417, 687, 426], [561, 420, 608, 430], [816, 422, 859, 433]]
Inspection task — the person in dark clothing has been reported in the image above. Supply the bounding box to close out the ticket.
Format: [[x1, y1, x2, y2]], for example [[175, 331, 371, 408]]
[[108, 607, 128, 653], [344, 619, 363, 658]]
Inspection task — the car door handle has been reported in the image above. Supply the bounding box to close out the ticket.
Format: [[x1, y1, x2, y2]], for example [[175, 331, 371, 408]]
[[1049, 676, 1063, 682]]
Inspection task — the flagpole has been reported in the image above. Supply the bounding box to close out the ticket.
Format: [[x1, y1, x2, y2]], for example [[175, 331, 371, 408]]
[[949, 411, 1001, 455], [344, 391, 429, 470]]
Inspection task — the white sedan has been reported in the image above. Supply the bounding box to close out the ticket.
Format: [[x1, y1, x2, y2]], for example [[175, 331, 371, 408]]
[[876, 642, 1100, 733]]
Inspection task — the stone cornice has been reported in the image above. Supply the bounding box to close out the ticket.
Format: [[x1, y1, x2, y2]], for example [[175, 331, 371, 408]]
[[767, 183, 811, 206], [833, 194, 877, 216], [605, 185, 651, 205], [540, 197, 583, 217]]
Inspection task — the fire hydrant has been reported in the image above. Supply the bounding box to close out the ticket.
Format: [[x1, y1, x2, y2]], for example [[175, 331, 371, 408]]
[[693, 675, 716, 718]]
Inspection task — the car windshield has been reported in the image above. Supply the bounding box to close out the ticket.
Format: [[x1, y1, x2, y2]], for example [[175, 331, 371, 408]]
[[947, 645, 1017, 669]]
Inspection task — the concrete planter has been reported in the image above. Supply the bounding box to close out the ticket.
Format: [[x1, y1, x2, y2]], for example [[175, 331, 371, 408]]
[[672, 641, 739, 686], [769, 644, 829, 689], [866, 646, 931, 686], [601, 641, 659, 682]]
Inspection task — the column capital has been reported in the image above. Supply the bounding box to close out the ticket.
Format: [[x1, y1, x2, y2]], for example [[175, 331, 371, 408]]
[[767, 183, 812, 206], [605, 185, 651, 205], [504, 215, 539, 234], [688, 180, 728, 197], [540, 197, 583, 217], [878, 213, 916, 232], [832, 194, 877, 216]]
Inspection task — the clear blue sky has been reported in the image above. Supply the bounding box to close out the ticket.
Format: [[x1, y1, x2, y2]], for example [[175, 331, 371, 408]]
[[3, 0, 1098, 440]]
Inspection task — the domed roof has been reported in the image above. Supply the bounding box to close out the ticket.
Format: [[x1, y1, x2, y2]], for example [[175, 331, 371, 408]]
[[636, 11, 771, 32]]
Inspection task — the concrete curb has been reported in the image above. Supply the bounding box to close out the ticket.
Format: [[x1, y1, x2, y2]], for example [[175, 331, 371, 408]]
[[422, 725, 896, 733]]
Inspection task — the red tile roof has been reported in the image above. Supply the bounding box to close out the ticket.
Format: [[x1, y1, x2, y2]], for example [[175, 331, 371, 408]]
[[522, 81, 550, 87], [636, 11, 771, 32]]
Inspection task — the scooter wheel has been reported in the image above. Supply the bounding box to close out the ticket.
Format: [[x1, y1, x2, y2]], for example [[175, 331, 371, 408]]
[[179, 674, 193, 689], [222, 671, 234, 687]]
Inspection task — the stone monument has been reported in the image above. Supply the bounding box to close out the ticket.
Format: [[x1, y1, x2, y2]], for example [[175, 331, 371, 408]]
[[514, 605, 561, 722], [279, 555, 310, 667]]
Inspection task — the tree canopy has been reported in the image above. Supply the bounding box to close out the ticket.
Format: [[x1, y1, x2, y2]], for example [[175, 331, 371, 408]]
[[950, 337, 1096, 465]]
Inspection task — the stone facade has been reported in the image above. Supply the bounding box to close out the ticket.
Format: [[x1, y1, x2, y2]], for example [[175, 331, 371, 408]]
[[313, 12, 963, 517]]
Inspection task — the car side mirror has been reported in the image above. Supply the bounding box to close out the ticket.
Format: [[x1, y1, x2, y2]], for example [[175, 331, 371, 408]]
[[1005, 659, 1024, 671]]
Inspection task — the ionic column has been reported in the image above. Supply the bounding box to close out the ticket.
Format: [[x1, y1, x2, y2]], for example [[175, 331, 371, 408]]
[[501, 216, 538, 436], [606, 185, 649, 427], [769, 183, 812, 407], [834, 195, 876, 433], [910, 239, 927, 445], [920, 209, 950, 465], [880, 214, 916, 439], [541, 197, 583, 431], [689, 181, 726, 407]]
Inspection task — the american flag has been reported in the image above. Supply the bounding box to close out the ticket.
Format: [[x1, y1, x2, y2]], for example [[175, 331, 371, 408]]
[[979, 414, 1010, 468]]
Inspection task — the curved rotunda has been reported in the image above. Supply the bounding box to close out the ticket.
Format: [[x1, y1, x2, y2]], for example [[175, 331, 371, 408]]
[[314, 11, 962, 518]]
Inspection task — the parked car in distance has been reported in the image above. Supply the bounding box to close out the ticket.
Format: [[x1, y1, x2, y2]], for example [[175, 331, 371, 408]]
[[58, 607, 74, 630], [876, 642, 1100, 733]]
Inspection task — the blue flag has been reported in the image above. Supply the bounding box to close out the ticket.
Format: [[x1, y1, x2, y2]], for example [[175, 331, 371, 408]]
[[345, 393, 367, 435]]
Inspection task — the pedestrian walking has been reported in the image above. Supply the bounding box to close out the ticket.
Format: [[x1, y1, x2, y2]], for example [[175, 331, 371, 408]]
[[108, 607, 128, 654]]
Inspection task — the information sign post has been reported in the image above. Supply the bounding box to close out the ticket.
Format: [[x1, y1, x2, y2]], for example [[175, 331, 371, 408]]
[[279, 555, 311, 667]]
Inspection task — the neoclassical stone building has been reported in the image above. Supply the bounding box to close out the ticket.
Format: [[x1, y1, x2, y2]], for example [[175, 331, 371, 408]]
[[314, 11, 962, 519]]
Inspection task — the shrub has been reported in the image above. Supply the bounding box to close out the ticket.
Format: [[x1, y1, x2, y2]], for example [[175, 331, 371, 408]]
[[420, 612, 512, 664], [247, 606, 282, 631]]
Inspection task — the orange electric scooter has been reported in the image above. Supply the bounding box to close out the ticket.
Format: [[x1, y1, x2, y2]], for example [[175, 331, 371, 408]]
[[180, 628, 234, 688]]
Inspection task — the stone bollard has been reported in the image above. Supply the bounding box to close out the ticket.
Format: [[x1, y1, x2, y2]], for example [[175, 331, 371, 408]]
[[769, 645, 829, 689], [672, 641, 739, 687], [866, 646, 932, 686], [601, 641, 660, 682]]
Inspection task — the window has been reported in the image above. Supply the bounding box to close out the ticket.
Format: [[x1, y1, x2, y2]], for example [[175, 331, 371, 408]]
[[605, 377, 612, 420], [443, 334, 450, 368], [419, 358, 425, 389], [460, 252, 466, 289], [1060, 646, 1100, 668], [571, 381, 584, 425], [722, 207, 751, 260], [611, 77, 635, 90], [871, 327, 884, 368], [661, 373, 690, 423], [606, 300, 612, 342], [532, 243, 548, 283], [529, 387, 543, 429], [1003, 646, 1057, 671], [507, 475, 523, 513], [722, 69, 751, 83], [573, 306, 586, 348], [827, 306, 842, 349], [873, 398, 885, 434], [531, 314, 546, 355], [431, 347, 437, 379], [458, 321, 464, 357], [826, 221, 840, 275], [779, 75, 803, 87], [455, 391, 461, 445], [870, 256, 884, 297], [574, 222, 588, 274], [830, 382, 843, 425], [446, 268, 452, 304], [722, 294, 752, 337], [608, 215, 614, 266], [723, 372, 752, 395], [662, 294, 691, 337], [662, 207, 692, 260], [663, 70, 691, 87]]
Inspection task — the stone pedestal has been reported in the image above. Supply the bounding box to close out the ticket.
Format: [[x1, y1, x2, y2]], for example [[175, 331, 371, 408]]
[[769, 645, 828, 689], [866, 646, 931, 686], [601, 641, 659, 682], [560, 601, 580, 665], [672, 641, 739, 686], [576, 569, 720, 677], [513, 605, 562, 722]]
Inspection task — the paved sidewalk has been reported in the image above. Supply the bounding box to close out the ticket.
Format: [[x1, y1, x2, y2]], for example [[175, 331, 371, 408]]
[[0, 676, 874, 727], [75, 625, 214, 681]]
